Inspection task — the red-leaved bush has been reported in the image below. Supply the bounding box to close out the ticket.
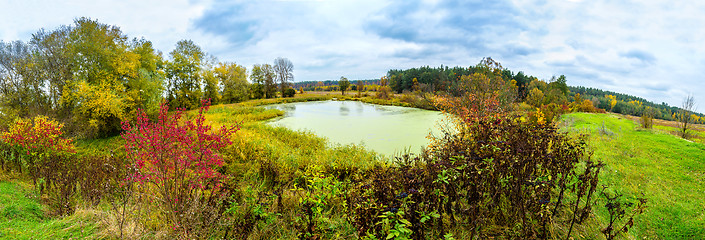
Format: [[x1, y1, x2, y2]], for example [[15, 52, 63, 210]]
[[1, 115, 75, 154], [0, 116, 75, 186], [121, 99, 238, 231]]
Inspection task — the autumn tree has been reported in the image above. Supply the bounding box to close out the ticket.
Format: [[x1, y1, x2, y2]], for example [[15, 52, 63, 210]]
[[166, 40, 205, 110], [339, 76, 350, 95], [526, 88, 545, 107], [1, 115, 75, 194], [549, 75, 569, 96], [201, 55, 221, 104], [356, 80, 364, 96], [215, 62, 249, 103], [605, 95, 617, 112], [435, 58, 517, 122], [677, 94, 696, 138], [376, 76, 392, 99], [273, 57, 293, 96], [59, 18, 163, 137], [127, 38, 165, 117], [251, 63, 276, 98]]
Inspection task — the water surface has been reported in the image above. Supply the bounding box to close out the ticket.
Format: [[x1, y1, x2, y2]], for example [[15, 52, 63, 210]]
[[266, 100, 445, 156]]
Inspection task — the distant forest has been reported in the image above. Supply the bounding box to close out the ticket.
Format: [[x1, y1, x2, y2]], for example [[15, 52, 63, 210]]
[[294, 65, 704, 122]]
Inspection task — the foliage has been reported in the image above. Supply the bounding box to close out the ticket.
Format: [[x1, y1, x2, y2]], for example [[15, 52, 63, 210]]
[[0, 116, 75, 195], [356, 80, 364, 96], [215, 62, 249, 103], [165, 40, 205, 110], [569, 93, 603, 113], [121, 100, 238, 236], [605, 94, 617, 111], [348, 115, 604, 239], [251, 63, 277, 99], [283, 88, 297, 98], [571, 86, 704, 122], [291, 166, 347, 239], [202, 66, 221, 104], [1, 116, 74, 154], [433, 58, 517, 122], [376, 86, 392, 100], [339, 76, 350, 95], [640, 107, 656, 129], [526, 88, 545, 107], [0, 116, 125, 216]]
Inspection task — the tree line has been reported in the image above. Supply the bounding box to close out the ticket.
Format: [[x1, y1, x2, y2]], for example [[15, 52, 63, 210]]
[[569, 86, 703, 122], [382, 62, 702, 126], [0, 18, 296, 138]]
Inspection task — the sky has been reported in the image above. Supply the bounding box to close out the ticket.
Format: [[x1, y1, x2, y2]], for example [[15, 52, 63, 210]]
[[1, 0, 703, 109]]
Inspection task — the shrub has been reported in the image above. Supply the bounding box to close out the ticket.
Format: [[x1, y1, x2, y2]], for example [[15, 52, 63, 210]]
[[0, 116, 117, 216], [349, 116, 603, 239], [0, 116, 74, 188], [376, 86, 392, 100], [121, 99, 239, 236], [283, 88, 296, 98]]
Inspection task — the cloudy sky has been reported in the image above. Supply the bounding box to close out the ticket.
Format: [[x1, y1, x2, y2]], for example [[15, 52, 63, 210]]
[[1, 0, 703, 109]]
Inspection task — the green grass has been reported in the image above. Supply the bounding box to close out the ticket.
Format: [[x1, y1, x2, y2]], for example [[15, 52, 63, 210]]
[[560, 113, 705, 239], [0, 179, 100, 239]]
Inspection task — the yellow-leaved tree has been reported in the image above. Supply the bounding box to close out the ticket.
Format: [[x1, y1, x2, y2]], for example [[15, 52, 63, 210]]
[[214, 62, 248, 103], [59, 18, 163, 137]]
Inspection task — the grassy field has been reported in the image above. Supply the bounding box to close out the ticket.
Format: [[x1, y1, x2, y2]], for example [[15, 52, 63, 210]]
[[0, 177, 100, 239], [560, 112, 705, 239]]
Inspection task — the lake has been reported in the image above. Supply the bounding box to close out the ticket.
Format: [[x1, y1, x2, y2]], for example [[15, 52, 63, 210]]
[[266, 100, 446, 156]]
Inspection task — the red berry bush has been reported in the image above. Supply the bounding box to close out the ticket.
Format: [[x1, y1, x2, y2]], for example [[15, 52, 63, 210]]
[[121, 99, 239, 235]]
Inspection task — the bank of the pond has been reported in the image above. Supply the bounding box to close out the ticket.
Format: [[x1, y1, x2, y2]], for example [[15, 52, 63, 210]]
[[222, 91, 437, 111]]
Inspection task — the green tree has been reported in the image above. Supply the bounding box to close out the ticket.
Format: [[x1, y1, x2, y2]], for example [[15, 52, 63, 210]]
[[200, 55, 220, 104], [202, 69, 220, 104], [60, 18, 144, 137], [215, 62, 249, 103], [339, 76, 350, 95], [549, 75, 569, 96], [251, 64, 277, 98], [126, 38, 165, 117], [165, 40, 205, 110]]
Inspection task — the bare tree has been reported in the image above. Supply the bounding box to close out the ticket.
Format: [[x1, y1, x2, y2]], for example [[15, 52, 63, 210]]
[[273, 57, 293, 96], [677, 94, 696, 138]]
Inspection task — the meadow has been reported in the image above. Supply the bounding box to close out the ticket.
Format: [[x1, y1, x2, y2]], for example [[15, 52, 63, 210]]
[[560, 112, 705, 239]]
